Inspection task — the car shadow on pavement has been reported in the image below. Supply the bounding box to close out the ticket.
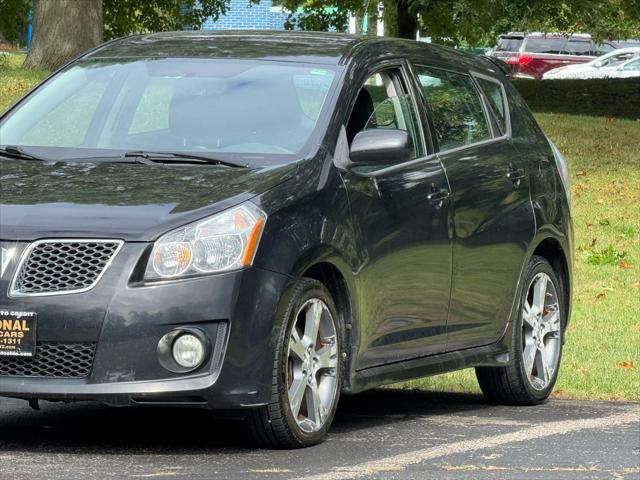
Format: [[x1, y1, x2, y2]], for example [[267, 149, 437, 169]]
[[0, 389, 491, 454]]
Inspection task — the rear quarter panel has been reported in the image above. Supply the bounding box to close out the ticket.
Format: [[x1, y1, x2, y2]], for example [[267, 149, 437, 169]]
[[504, 79, 573, 309]]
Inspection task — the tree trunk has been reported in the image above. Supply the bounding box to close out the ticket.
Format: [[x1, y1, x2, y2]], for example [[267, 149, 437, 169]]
[[366, 1, 378, 35], [24, 0, 103, 71], [355, 14, 365, 34], [383, 0, 416, 38], [396, 0, 417, 39], [383, 0, 398, 37]]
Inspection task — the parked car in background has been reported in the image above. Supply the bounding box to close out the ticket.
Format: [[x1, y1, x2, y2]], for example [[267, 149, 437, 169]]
[[491, 32, 619, 79], [0, 31, 573, 448], [543, 47, 640, 79]]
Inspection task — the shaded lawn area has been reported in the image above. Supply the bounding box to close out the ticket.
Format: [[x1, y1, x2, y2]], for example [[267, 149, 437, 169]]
[[1, 54, 639, 400]]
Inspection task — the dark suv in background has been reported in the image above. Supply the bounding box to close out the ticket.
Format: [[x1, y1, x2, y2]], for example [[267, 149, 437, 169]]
[[491, 32, 619, 79]]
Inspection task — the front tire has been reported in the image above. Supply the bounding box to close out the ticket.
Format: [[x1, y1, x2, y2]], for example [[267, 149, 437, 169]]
[[476, 256, 564, 405], [247, 278, 343, 448]]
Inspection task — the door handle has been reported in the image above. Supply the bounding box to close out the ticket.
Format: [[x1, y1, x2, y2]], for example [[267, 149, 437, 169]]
[[427, 189, 450, 203], [506, 169, 525, 183]]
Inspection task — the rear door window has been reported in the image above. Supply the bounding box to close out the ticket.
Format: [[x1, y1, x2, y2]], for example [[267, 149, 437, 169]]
[[622, 58, 640, 71], [474, 76, 508, 136], [564, 40, 593, 56], [524, 38, 567, 54], [415, 67, 491, 151]]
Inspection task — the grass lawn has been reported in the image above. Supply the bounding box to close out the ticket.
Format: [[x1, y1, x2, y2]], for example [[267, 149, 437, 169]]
[[1, 54, 639, 400], [0, 53, 48, 112]]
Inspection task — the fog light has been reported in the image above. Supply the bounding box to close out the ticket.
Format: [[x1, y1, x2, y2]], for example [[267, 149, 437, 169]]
[[172, 334, 205, 369]]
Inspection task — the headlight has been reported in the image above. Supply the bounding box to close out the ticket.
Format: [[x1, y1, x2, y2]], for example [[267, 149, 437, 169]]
[[145, 202, 267, 280]]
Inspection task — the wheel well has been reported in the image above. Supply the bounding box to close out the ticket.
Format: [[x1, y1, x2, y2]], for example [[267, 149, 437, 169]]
[[302, 262, 354, 378], [302, 263, 353, 330], [532, 238, 571, 323]]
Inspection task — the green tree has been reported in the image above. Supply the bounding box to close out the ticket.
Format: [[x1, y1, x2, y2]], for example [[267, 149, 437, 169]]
[[278, 0, 640, 44], [414, 0, 640, 46], [0, 0, 30, 45], [103, 0, 229, 40]]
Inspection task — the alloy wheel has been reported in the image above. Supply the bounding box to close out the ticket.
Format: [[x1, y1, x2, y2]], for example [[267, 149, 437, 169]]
[[521, 272, 562, 391], [287, 298, 339, 433]]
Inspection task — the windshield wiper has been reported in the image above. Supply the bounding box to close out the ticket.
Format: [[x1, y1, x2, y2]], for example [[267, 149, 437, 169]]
[[123, 151, 248, 168], [0, 145, 48, 162]]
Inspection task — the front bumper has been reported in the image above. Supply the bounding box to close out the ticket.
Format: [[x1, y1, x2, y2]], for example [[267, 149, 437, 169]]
[[0, 241, 291, 408]]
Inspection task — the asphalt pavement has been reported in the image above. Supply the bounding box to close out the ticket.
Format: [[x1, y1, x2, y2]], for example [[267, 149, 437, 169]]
[[0, 389, 638, 480]]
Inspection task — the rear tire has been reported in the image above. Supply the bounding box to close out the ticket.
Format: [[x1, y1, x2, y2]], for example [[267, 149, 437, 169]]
[[247, 278, 343, 448], [476, 255, 564, 405]]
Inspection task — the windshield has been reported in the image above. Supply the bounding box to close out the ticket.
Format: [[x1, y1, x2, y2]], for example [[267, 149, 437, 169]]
[[0, 58, 338, 162]]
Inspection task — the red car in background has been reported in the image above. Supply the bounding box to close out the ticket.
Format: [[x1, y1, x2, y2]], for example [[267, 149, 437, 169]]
[[490, 32, 619, 79]]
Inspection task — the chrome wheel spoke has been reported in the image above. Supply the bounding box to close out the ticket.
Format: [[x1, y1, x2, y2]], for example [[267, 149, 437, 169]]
[[317, 338, 338, 370], [536, 347, 552, 385], [289, 328, 306, 361], [288, 377, 306, 419], [541, 310, 560, 337], [522, 300, 536, 328], [304, 300, 323, 347], [532, 274, 548, 313], [523, 342, 536, 377], [307, 380, 324, 427]]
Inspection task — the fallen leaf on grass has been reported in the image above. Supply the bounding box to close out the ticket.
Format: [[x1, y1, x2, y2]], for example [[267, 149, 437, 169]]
[[586, 223, 594, 231], [551, 389, 563, 398], [617, 361, 635, 370], [576, 170, 587, 176], [618, 261, 630, 269], [632, 282, 640, 289], [595, 292, 606, 301], [573, 182, 587, 197]]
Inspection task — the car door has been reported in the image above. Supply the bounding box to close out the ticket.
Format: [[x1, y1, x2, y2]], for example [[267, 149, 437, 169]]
[[340, 64, 452, 369], [413, 65, 534, 350]]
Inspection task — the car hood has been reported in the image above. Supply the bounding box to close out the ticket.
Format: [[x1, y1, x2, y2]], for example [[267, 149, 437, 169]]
[[0, 159, 297, 241]]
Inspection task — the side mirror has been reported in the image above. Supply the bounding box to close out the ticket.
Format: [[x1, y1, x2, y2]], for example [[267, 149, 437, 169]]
[[349, 129, 411, 166]]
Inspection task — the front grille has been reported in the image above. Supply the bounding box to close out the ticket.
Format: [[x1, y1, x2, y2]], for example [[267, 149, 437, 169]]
[[0, 342, 96, 378], [11, 240, 122, 296]]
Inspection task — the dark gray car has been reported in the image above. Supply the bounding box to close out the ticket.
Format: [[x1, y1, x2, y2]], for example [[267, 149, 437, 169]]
[[0, 31, 573, 448]]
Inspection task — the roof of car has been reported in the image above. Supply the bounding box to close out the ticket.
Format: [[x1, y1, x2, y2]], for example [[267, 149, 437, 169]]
[[85, 30, 371, 65], [84, 30, 492, 72]]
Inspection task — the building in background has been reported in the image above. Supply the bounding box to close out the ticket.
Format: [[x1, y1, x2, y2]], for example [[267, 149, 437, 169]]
[[200, 0, 290, 31]]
